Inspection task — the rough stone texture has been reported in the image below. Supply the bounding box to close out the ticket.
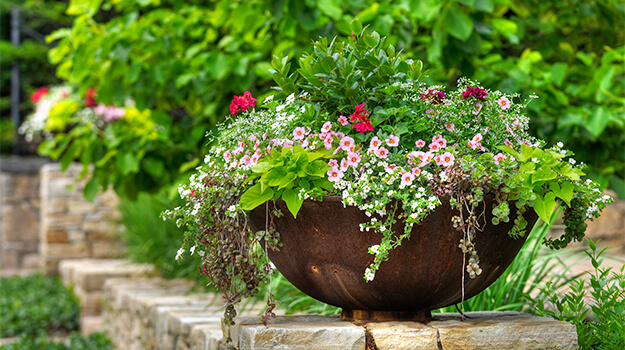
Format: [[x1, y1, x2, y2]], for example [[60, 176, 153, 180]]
[[226, 315, 366, 350], [366, 312, 578, 350], [39, 163, 124, 275], [0, 156, 49, 270], [59, 259, 155, 316]]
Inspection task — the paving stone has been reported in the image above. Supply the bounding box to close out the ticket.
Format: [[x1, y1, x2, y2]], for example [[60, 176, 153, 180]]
[[228, 315, 366, 350], [366, 322, 439, 350]]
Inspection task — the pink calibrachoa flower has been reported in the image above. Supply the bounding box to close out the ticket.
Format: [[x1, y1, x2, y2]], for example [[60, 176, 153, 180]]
[[493, 153, 507, 165], [293, 127, 306, 140], [321, 121, 332, 133], [412, 167, 421, 176], [436, 152, 455, 167], [400, 172, 415, 187], [375, 147, 389, 159], [338, 115, 349, 126], [242, 155, 252, 165], [345, 152, 361, 167], [369, 137, 382, 151], [432, 134, 447, 148], [223, 150, 232, 162], [386, 134, 400, 147], [504, 139, 514, 148], [340, 158, 349, 171], [324, 136, 334, 150], [415, 139, 426, 148], [429, 142, 440, 153], [339, 136, 355, 151], [498, 96, 511, 110], [473, 102, 483, 115], [445, 123, 455, 132], [328, 159, 338, 168], [327, 167, 344, 182]]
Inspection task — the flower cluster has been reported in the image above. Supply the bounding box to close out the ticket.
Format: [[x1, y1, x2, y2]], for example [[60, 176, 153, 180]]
[[229, 91, 257, 117]]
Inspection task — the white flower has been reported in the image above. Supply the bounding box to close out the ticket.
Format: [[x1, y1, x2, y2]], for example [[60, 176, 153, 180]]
[[532, 158, 539, 163], [364, 268, 375, 282], [190, 245, 196, 255], [369, 245, 380, 254], [568, 158, 576, 165], [263, 95, 274, 103], [557, 142, 564, 148], [175, 248, 185, 261]]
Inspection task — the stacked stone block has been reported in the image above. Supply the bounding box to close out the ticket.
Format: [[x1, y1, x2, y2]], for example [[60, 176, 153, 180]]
[[0, 156, 49, 271], [40, 163, 123, 275]]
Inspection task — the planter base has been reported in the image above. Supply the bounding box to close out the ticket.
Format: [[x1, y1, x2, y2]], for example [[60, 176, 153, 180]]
[[341, 309, 433, 323]]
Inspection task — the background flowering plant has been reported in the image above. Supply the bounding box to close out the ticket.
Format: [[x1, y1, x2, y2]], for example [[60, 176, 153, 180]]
[[165, 30, 612, 324]]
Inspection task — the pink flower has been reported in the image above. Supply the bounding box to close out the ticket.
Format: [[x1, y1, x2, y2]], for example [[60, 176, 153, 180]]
[[250, 152, 261, 165], [472, 133, 483, 143], [429, 142, 440, 153], [498, 96, 511, 110], [369, 137, 382, 151], [420, 89, 446, 105], [223, 150, 232, 162], [375, 147, 389, 159], [493, 153, 507, 165], [242, 155, 252, 165], [386, 134, 400, 147], [338, 115, 349, 126], [415, 139, 426, 148], [340, 158, 349, 171], [345, 152, 361, 167], [321, 121, 332, 133], [437, 152, 455, 167], [504, 139, 514, 148], [445, 123, 455, 132], [324, 136, 334, 150], [401, 172, 415, 187], [412, 167, 421, 176], [327, 167, 344, 182], [385, 164, 399, 174], [473, 102, 482, 115], [339, 136, 355, 151], [293, 127, 306, 140], [432, 134, 447, 148], [328, 159, 338, 168]]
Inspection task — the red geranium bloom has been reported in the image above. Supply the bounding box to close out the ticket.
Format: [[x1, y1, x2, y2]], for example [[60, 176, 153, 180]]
[[353, 118, 373, 133], [420, 89, 446, 105], [84, 88, 97, 107], [230, 91, 257, 116], [350, 104, 369, 122], [31, 87, 49, 104]]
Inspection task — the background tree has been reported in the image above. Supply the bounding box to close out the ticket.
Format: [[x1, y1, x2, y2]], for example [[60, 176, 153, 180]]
[[45, 0, 624, 198]]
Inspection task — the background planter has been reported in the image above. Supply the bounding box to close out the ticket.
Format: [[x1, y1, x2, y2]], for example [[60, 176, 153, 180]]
[[249, 196, 538, 320]]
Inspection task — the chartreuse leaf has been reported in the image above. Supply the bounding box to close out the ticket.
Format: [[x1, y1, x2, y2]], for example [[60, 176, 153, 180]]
[[282, 188, 304, 218], [278, 172, 297, 190], [533, 191, 557, 223], [261, 166, 287, 186], [519, 144, 534, 162], [305, 160, 330, 177], [532, 167, 557, 183], [560, 181, 574, 207], [251, 161, 271, 173], [240, 183, 275, 211], [496, 145, 520, 159]]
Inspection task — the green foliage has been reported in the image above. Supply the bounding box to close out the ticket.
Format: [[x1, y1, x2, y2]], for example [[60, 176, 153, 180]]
[[525, 240, 625, 350], [0, 333, 112, 350], [0, 118, 16, 153], [117, 190, 205, 282], [241, 145, 333, 218], [0, 274, 79, 337]]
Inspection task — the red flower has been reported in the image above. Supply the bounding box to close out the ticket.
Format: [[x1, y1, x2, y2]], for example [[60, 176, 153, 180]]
[[31, 87, 49, 104], [461, 87, 488, 101], [350, 104, 369, 122], [84, 88, 97, 107], [230, 91, 257, 116], [353, 119, 373, 133], [420, 89, 446, 105]]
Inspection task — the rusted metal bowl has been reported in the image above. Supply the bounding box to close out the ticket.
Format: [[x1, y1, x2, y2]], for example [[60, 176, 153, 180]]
[[248, 196, 537, 321]]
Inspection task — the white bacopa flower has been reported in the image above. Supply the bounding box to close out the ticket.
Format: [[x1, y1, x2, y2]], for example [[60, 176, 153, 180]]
[[364, 268, 375, 282], [369, 245, 380, 254], [569, 158, 576, 165], [263, 95, 274, 103], [532, 158, 539, 163], [557, 142, 564, 148], [190, 245, 196, 255], [175, 248, 185, 261]]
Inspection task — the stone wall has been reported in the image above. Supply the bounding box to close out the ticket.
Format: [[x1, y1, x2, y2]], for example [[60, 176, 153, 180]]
[[0, 156, 50, 270], [39, 163, 124, 275]]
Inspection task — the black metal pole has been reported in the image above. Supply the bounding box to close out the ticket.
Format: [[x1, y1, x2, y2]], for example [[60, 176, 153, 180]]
[[11, 6, 20, 154]]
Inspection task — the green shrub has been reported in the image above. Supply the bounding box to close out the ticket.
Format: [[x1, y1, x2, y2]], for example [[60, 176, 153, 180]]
[[0, 333, 113, 350], [117, 190, 206, 283], [525, 240, 625, 350], [0, 274, 80, 337]]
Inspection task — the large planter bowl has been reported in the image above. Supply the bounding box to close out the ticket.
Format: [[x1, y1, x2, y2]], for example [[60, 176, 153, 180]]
[[249, 196, 538, 321]]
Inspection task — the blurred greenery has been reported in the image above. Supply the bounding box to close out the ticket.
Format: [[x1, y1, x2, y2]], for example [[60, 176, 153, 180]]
[[47, 0, 623, 198], [0, 0, 72, 153], [0, 333, 113, 350], [0, 274, 80, 338]]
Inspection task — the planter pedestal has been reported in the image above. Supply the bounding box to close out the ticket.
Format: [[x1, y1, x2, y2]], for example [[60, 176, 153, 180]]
[[224, 312, 578, 350]]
